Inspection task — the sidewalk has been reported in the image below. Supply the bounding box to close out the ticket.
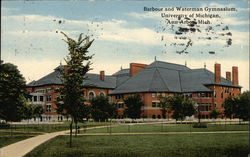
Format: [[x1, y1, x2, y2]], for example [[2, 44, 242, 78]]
[[0, 125, 108, 157]]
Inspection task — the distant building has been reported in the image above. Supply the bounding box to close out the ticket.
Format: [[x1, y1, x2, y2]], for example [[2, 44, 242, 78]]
[[26, 61, 241, 120]]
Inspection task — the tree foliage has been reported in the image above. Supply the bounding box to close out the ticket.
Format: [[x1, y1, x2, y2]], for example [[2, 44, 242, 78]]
[[0, 62, 27, 122], [124, 94, 143, 119], [161, 95, 195, 121], [56, 32, 94, 146], [159, 96, 173, 119], [91, 96, 116, 121], [210, 109, 220, 119], [224, 91, 250, 121]]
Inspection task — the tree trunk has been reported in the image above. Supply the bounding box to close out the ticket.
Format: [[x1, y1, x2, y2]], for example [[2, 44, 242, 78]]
[[69, 120, 73, 147], [75, 121, 78, 137]]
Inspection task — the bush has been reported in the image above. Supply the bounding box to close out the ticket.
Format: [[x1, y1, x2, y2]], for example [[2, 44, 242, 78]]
[[193, 123, 207, 128], [0, 123, 10, 129]]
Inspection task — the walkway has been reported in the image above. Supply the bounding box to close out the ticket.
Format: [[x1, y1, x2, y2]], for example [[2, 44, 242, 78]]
[[0, 125, 107, 157]]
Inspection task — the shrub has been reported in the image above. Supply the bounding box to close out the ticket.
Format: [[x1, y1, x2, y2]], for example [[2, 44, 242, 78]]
[[193, 123, 207, 128]]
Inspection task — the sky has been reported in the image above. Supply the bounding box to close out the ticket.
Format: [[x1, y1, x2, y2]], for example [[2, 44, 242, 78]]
[[1, 0, 249, 91]]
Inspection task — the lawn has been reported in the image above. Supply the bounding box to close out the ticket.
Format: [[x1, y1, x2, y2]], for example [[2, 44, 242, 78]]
[[25, 133, 250, 157], [0, 122, 110, 148], [0, 121, 111, 133], [80, 123, 249, 134], [0, 132, 40, 148]]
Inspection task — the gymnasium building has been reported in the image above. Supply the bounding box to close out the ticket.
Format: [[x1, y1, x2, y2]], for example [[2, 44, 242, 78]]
[[26, 60, 241, 120]]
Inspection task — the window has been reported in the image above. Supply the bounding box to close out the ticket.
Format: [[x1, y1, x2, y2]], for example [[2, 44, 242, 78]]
[[46, 88, 52, 93], [115, 95, 123, 100], [39, 96, 44, 102], [152, 115, 156, 119], [116, 102, 125, 108], [152, 101, 160, 107], [46, 95, 52, 102], [34, 96, 37, 102], [89, 92, 95, 100], [46, 104, 51, 112], [35, 89, 45, 93], [152, 93, 157, 98], [221, 91, 223, 98], [225, 87, 229, 94], [99, 92, 105, 97]]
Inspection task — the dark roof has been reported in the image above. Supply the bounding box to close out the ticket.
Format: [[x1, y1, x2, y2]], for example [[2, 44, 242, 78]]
[[112, 69, 130, 76], [27, 70, 62, 87], [27, 66, 117, 89], [27, 61, 241, 93], [110, 61, 240, 94]]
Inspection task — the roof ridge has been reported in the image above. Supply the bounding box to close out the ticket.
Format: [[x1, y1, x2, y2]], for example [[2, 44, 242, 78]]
[[178, 71, 183, 92], [153, 60, 187, 67], [154, 68, 170, 91], [146, 66, 190, 71]]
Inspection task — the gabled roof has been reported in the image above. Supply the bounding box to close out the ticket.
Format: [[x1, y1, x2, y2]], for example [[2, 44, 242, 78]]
[[27, 66, 117, 89]]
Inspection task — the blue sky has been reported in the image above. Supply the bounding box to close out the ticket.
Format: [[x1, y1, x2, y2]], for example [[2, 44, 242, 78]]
[[1, 0, 249, 91]]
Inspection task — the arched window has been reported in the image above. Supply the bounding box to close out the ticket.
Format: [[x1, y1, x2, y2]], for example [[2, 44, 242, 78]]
[[99, 92, 105, 97], [89, 92, 95, 100]]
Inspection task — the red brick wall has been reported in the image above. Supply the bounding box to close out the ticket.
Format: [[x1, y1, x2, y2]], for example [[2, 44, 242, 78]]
[[214, 63, 221, 83], [130, 63, 148, 76], [232, 66, 239, 85]]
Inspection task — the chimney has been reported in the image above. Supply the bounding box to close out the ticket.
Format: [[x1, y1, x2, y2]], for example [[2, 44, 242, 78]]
[[100, 71, 105, 81], [214, 63, 221, 83], [226, 71, 231, 81], [232, 66, 238, 85], [130, 63, 148, 76]]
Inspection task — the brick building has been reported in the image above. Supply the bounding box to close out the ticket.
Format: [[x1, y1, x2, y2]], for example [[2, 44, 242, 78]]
[[26, 61, 241, 120]]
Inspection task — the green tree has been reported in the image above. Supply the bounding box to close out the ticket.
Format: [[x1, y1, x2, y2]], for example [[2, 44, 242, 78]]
[[224, 96, 238, 119], [0, 62, 27, 122], [91, 96, 116, 121], [236, 91, 250, 121], [224, 91, 250, 121], [165, 95, 196, 121], [124, 94, 143, 119], [56, 32, 94, 147], [159, 96, 173, 119], [210, 109, 220, 119]]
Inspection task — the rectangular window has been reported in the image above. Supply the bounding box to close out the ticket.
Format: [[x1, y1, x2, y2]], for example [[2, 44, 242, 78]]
[[152, 101, 160, 107], [46, 88, 52, 93], [46, 95, 52, 102], [34, 96, 37, 102], [35, 89, 45, 93], [39, 96, 44, 102], [46, 104, 51, 112], [115, 95, 123, 100], [152, 93, 157, 98]]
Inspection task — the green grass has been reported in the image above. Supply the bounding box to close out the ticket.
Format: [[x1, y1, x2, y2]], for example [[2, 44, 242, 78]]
[[80, 123, 249, 134], [0, 122, 110, 148], [25, 133, 250, 157], [0, 134, 37, 148], [0, 122, 110, 133]]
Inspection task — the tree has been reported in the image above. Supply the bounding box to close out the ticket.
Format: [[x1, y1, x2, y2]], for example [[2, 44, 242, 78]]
[[224, 91, 250, 121], [224, 96, 238, 119], [124, 94, 143, 119], [0, 62, 27, 122], [91, 96, 116, 121], [210, 109, 220, 119], [164, 95, 195, 121], [236, 91, 250, 121], [159, 96, 173, 119], [56, 32, 94, 147], [19, 103, 43, 122]]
